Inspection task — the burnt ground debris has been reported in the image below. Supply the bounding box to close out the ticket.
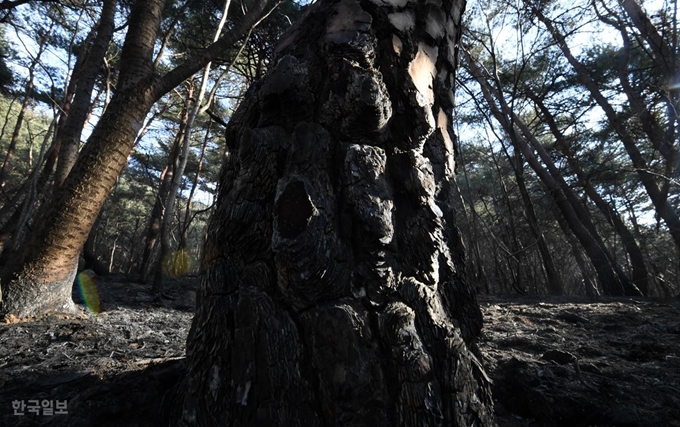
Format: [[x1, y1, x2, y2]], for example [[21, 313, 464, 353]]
[[480, 295, 680, 426], [0, 276, 678, 426]]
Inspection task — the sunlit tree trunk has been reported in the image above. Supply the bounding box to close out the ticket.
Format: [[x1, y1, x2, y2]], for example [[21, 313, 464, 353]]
[[532, 4, 680, 258], [139, 89, 192, 283], [153, 0, 231, 295], [1, 0, 275, 318], [179, 120, 211, 251], [168, 0, 495, 425], [54, 0, 117, 188]]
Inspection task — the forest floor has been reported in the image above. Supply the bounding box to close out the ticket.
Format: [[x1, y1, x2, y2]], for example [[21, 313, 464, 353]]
[[0, 276, 679, 427]]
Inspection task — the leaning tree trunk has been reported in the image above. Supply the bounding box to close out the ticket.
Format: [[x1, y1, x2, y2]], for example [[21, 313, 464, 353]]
[[0, 0, 275, 319], [0, 88, 158, 318], [171, 0, 495, 426]]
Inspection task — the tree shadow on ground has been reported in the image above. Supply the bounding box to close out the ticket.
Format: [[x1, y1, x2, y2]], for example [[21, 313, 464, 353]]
[[0, 359, 184, 427]]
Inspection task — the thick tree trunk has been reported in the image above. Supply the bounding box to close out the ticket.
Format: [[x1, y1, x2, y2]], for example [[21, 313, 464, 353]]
[[170, 0, 495, 425]]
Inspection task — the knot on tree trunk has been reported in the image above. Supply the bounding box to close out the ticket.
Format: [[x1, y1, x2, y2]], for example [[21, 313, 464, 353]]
[[275, 180, 315, 239]]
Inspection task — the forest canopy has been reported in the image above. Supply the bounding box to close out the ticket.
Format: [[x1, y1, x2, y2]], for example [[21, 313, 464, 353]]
[[0, 0, 677, 316]]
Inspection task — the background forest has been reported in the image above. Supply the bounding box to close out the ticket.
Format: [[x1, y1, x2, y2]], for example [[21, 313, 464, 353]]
[[0, 0, 677, 298]]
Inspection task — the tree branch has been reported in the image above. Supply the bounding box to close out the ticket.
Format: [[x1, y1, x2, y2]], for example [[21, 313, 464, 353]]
[[153, 0, 278, 98]]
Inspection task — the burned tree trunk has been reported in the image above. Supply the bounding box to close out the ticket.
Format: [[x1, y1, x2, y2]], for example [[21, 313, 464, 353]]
[[172, 0, 495, 425]]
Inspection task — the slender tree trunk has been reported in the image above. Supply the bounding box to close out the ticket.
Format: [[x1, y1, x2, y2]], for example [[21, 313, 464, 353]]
[[138, 163, 172, 280], [0, 118, 55, 264], [458, 147, 490, 292], [179, 119, 211, 250], [152, 83, 196, 295], [0, 25, 51, 188], [465, 50, 638, 296], [0, 78, 31, 187], [54, 0, 117, 188], [555, 210, 599, 297], [168, 0, 495, 425], [0, 116, 65, 258], [140, 90, 191, 283], [527, 90, 650, 294], [490, 147, 524, 292], [154, 0, 232, 295], [532, 5, 680, 257], [612, 30, 679, 223], [0, 97, 17, 156], [510, 149, 563, 294], [466, 53, 639, 295]]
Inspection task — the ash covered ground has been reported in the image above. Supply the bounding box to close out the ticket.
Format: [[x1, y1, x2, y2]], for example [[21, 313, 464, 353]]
[[1, 275, 679, 426]]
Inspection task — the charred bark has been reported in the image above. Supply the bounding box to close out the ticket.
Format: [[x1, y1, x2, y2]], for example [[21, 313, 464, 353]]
[[170, 0, 495, 425]]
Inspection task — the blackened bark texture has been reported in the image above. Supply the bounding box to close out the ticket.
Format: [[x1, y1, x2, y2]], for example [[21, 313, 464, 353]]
[[173, 0, 495, 426]]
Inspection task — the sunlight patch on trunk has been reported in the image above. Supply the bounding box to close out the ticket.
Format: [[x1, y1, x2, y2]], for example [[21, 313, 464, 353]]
[[437, 108, 455, 173], [408, 43, 437, 106]]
